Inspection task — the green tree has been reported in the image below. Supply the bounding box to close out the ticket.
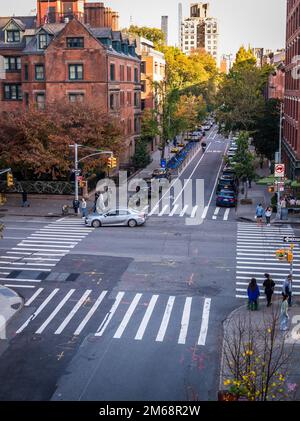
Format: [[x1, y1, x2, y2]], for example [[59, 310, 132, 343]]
[[127, 25, 165, 48], [132, 138, 151, 169]]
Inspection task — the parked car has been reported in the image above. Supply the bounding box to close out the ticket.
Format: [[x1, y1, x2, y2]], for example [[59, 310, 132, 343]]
[[152, 168, 171, 182], [226, 151, 236, 159], [203, 125, 211, 131], [222, 166, 236, 178], [85, 208, 146, 228], [178, 142, 185, 147], [216, 190, 237, 207], [171, 147, 179, 153], [216, 176, 237, 194]]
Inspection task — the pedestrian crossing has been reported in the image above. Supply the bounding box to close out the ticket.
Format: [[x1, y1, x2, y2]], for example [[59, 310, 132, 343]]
[[14, 288, 211, 346], [147, 205, 234, 222], [0, 218, 92, 289], [235, 223, 300, 299]]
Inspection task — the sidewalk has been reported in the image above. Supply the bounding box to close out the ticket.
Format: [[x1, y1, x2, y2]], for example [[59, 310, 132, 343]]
[[220, 298, 300, 401], [0, 286, 23, 340]]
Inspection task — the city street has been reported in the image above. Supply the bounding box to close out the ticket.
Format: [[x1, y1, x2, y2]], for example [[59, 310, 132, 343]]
[[0, 126, 239, 401]]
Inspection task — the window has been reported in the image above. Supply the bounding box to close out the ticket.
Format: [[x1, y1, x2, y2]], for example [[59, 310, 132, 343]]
[[127, 91, 132, 106], [141, 61, 146, 74], [127, 118, 132, 134], [24, 92, 29, 107], [3, 84, 22, 100], [4, 56, 21, 71], [141, 99, 146, 111], [35, 64, 45, 80], [141, 81, 146, 93], [110, 63, 115, 81], [6, 30, 20, 43], [127, 66, 132, 81], [24, 64, 29, 80], [69, 93, 84, 103], [38, 34, 48, 50], [120, 65, 125, 81], [68, 64, 83, 80], [134, 92, 139, 107], [120, 91, 125, 106], [134, 116, 140, 133], [110, 93, 115, 110], [36, 93, 45, 110], [134, 67, 139, 82], [67, 37, 84, 48]]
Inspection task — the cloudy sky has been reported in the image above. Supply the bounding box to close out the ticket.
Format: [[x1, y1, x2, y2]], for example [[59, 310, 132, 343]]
[[1, 0, 287, 55]]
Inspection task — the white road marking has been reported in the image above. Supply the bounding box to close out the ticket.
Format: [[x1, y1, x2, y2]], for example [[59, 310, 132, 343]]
[[12, 248, 70, 253], [74, 290, 108, 335], [95, 291, 125, 336], [190, 206, 198, 218], [212, 207, 220, 220], [54, 290, 92, 335], [135, 295, 159, 341], [156, 296, 175, 342], [201, 206, 209, 219], [223, 208, 230, 221], [0, 277, 41, 282], [36, 289, 76, 334], [169, 204, 179, 216], [7, 251, 32, 255], [179, 205, 189, 217], [158, 205, 169, 217], [25, 288, 44, 306], [16, 289, 60, 333], [0, 266, 51, 272], [178, 297, 192, 345], [5, 284, 35, 289], [198, 298, 211, 346], [113, 293, 143, 339]]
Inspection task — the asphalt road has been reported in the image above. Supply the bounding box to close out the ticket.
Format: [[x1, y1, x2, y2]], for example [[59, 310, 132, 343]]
[[0, 126, 240, 401]]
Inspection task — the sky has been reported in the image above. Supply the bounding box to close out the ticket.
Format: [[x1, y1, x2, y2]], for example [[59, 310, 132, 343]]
[[0, 0, 287, 55]]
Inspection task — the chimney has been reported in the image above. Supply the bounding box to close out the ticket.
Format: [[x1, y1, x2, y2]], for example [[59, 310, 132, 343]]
[[111, 12, 119, 31], [84, 2, 105, 27]]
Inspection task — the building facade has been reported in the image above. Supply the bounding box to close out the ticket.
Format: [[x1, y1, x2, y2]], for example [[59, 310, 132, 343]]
[[267, 50, 285, 100], [282, 0, 300, 179], [161, 16, 168, 46], [135, 36, 166, 151], [180, 2, 218, 61], [0, 1, 141, 165]]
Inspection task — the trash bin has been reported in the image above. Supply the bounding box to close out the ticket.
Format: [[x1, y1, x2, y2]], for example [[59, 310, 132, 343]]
[[281, 208, 289, 220]]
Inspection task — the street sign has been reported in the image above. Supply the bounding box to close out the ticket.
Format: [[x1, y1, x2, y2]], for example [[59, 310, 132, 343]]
[[161, 159, 167, 169], [275, 163, 285, 178]]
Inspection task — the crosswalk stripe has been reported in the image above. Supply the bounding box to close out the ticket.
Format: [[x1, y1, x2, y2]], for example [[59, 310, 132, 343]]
[[223, 208, 230, 221], [178, 297, 192, 345], [95, 291, 125, 337], [201, 206, 209, 220], [212, 207, 220, 220], [156, 296, 175, 342], [0, 277, 41, 282], [0, 261, 55, 267], [25, 288, 44, 306], [74, 290, 108, 335], [169, 204, 179, 217], [191, 206, 198, 218], [158, 205, 169, 217], [5, 284, 35, 289], [113, 293, 143, 339], [198, 298, 211, 346], [19, 243, 73, 248], [135, 295, 159, 341], [179, 205, 189, 217], [54, 290, 92, 335], [16, 289, 60, 333], [0, 266, 51, 272], [36, 289, 76, 334], [12, 248, 71, 253]]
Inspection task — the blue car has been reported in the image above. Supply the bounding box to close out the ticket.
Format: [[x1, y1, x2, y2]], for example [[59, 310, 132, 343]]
[[216, 189, 237, 207]]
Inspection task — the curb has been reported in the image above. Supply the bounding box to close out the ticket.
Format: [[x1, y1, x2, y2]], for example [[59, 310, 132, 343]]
[[0, 286, 24, 337], [0, 213, 62, 218]]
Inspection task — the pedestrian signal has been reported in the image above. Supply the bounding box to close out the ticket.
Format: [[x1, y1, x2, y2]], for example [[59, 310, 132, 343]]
[[7, 172, 14, 188]]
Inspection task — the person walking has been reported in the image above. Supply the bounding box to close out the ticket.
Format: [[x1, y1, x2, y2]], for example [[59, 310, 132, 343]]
[[263, 273, 275, 307], [282, 274, 292, 307], [21, 191, 30, 207], [247, 278, 260, 311], [81, 198, 87, 218], [280, 295, 289, 331], [255, 203, 264, 226], [72, 199, 80, 214], [265, 206, 272, 226]]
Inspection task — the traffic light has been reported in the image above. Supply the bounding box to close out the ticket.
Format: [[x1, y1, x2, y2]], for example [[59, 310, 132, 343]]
[[287, 250, 293, 263], [7, 171, 14, 188], [268, 186, 275, 193], [107, 157, 112, 168], [0, 193, 7, 205], [111, 157, 117, 168]]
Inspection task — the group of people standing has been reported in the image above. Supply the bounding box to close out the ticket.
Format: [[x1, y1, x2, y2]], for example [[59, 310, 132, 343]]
[[247, 273, 292, 331], [255, 204, 273, 226]]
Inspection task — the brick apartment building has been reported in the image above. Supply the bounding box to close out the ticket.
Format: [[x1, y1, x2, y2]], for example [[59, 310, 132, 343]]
[[267, 50, 285, 100], [283, 0, 300, 179], [0, 1, 141, 165]]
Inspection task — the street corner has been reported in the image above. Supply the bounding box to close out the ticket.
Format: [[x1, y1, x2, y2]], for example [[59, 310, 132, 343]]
[[0, 285, 23, 340]]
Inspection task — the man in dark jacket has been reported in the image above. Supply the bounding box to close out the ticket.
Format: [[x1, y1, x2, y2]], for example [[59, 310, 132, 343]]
[[263, 273, 275, 307]]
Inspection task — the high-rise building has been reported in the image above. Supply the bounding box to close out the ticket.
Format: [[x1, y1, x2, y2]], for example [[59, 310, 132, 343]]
[[161, 16, 168, 45], [282, 0, 300, 179], [180, 2, 219, 61], [178, 3, 183, 47]]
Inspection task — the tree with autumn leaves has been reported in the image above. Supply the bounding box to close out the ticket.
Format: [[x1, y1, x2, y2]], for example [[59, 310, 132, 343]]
[[0, 102, 123, 180]]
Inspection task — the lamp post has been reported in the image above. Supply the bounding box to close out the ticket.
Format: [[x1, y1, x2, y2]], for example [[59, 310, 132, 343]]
[[69, 143, 114, 215]]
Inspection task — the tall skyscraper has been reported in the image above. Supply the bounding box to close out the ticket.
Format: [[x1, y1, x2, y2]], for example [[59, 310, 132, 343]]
[[178, 3, 183, 47], [161, 16, 168, 45], [180, 2, 219, 62]]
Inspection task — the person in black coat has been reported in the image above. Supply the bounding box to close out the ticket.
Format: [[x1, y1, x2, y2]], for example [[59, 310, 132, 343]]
[[263, 273, 275, 307]]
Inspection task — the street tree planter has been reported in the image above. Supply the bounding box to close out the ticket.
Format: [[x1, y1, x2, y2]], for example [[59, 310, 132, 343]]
[[218, 390, 239, 401]]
